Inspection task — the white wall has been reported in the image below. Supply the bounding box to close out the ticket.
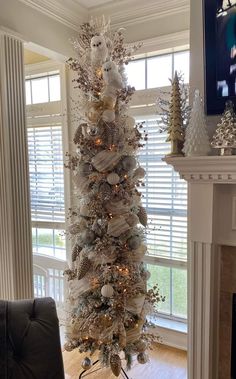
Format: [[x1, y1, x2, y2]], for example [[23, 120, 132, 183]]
[[0, 0, 77, 59]]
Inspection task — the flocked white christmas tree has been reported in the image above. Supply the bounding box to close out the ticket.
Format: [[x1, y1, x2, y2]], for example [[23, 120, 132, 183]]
[[183, 89, 210, 156], [63, 17, 163, 377]]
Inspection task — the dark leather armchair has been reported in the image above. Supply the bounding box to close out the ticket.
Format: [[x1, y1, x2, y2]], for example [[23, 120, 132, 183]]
[[0, 297, 65, 379]]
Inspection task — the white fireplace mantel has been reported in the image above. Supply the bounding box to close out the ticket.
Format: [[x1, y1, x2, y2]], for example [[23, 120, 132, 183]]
[[164, 155, 236, 183], [163, 155, 236, 379]]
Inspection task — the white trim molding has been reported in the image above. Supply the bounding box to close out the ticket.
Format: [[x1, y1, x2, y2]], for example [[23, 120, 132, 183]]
[[0, 32, 33, 300], [164, 155, 236, 379], [93, 0, 190, 29], [17, 0, 190, 32], [18, 0, 87, 31], [164, 155, 236, 183]]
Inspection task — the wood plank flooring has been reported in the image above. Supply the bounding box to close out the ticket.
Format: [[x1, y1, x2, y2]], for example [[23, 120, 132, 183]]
[[63, 344, 187, 379]]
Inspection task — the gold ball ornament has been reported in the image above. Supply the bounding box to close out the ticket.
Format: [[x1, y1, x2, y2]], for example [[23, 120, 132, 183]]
[[107, 172, 120, 185], [137, 352, 149, 364], [87, 101, 103, 123], [103, 95, 116, 110], [101, 284, 114, 298], [81, 357, 92, 370]]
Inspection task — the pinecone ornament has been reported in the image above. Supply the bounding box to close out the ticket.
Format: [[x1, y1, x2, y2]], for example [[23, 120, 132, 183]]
[[72, 244, 82, 262], [137, 206, 148, 227], [110, 354, 122, 377], [77, 256, 91, 280]]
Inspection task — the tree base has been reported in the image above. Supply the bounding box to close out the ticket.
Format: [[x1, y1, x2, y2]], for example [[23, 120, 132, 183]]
[[79, 359, 130, 378]]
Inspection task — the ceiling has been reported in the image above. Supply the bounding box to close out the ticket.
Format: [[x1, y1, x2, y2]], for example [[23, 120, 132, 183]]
[[24, 49, 49, 65]]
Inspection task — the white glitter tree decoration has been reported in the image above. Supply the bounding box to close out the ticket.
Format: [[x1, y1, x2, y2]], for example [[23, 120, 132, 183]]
[[183, 89, 210, 156], [211, 100, 236, 156]]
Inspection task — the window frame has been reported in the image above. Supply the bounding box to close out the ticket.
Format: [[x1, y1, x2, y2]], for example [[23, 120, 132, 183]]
[[25, 60, 70, 305], [128, 49, 189, 322]]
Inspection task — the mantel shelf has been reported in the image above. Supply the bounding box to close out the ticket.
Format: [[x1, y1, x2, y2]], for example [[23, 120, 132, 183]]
[[163, 155, 236, 183]]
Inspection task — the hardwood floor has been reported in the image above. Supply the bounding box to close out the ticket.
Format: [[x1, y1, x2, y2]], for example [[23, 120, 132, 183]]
[[63, 344, 187, 379]]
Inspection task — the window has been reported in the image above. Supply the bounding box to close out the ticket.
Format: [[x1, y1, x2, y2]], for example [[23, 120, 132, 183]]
[[127, 50, 190, 90], [25, 72, 61, 105], [25, 65, 66, 314], [127, 50, 189, 321]]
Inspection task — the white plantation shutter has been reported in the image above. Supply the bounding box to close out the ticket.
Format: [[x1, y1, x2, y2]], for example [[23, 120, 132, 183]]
[[139, 118, 187, 262], [27, 125, 65, 225]]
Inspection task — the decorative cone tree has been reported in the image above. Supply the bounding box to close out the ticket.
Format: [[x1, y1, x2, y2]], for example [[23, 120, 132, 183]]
[[64, 18, 162, 376], [166, 71, 185, 156], [211, 100, 236, 155], [183, 89, 210, 156]]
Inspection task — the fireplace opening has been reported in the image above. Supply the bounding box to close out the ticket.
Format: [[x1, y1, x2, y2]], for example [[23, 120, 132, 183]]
[[231, 294, 236, 378]]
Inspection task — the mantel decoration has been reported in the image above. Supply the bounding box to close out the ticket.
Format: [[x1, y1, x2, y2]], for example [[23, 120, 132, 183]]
[[183, 89, 210, 157], [157, 71, 190, 157], [211, 100, 236, 156], [64, 17, 163, 377]]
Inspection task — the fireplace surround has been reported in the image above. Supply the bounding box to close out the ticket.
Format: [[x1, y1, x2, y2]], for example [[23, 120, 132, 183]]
[[164, 155, 236, 379]]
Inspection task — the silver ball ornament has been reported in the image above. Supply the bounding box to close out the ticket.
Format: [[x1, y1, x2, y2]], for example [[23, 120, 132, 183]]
[[127, 235, 142, 250], [81, 357, 92, 370], [137, 352, 148, 364]]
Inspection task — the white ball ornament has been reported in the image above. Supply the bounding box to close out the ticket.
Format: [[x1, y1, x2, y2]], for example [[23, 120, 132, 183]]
[[126, 116, 135, 128], [101, 284, 114, 298], [107, 172, 120, 185]]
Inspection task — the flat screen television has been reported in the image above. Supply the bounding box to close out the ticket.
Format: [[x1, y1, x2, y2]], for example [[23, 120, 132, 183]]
[[204, 0, 236, 114]]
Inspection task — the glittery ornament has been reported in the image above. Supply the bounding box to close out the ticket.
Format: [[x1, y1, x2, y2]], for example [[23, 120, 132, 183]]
[[68, 223, 80, 235], [72, 244, 82, 262], [81, 229, 96, 244], [137, 206, 148, 227], [107, 172, 120, 185], [77, 257, 91, 280], [135, 339, 147, 353], [64, 341, 76, 352], [79, 162, 93, 177], [110, 354, 122, 377], [126, 213, 139, 227], [121, 156, 136, 171], [99, 182, 112, 198], [133, 167, 146, 179], [127, 235, 142, 250], [101, 284, 114, 297], [87, 125, 99, 137], [81, 357, 92, 370], [137, 352, 148, 364]]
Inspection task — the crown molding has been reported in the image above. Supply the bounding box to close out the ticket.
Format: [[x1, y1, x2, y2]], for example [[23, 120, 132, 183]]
[[91, 0, 190, 29], [18, 0, 88, 31], [18, 0, 189, 33], [139, 30, 189, 54]]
